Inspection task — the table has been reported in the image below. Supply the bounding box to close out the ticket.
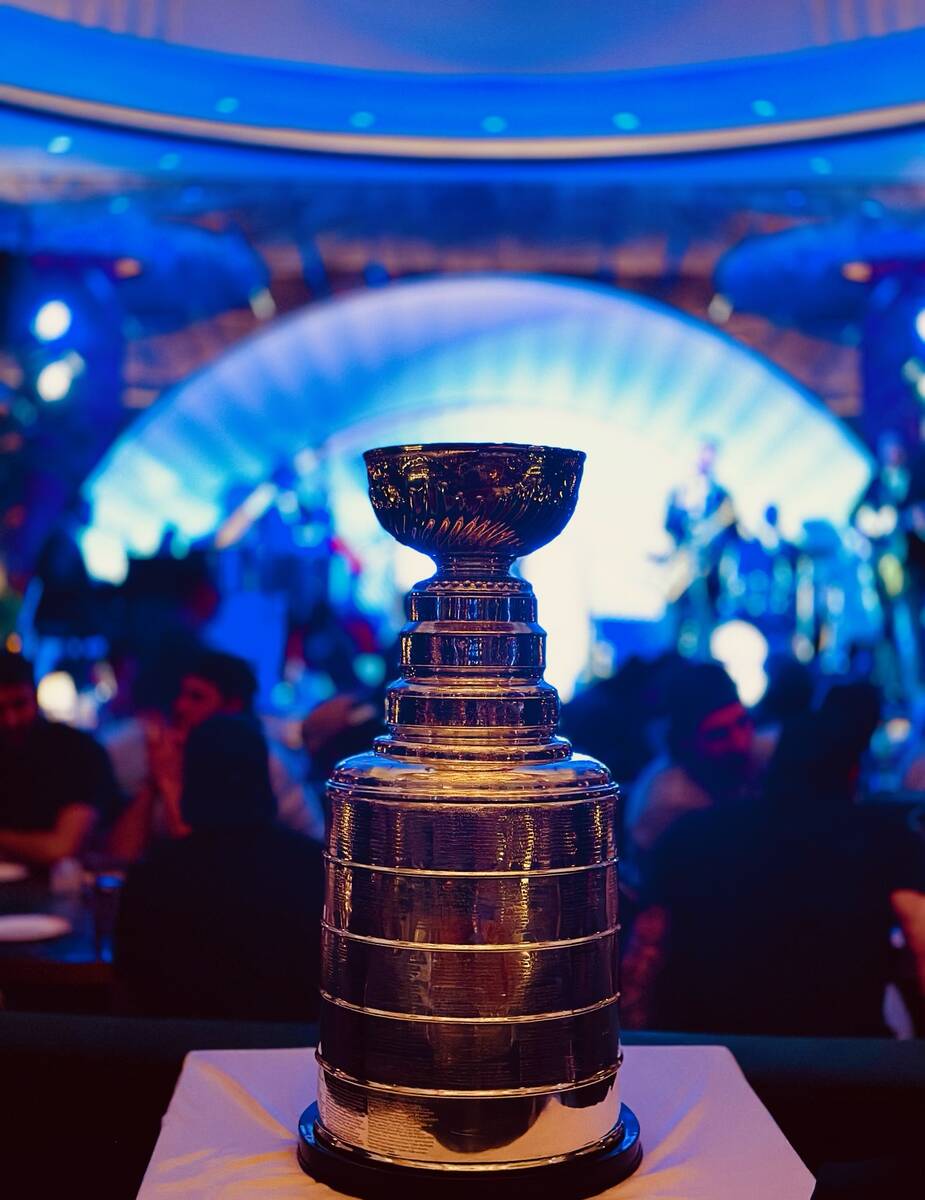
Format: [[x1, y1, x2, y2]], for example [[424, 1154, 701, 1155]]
[[138, 1044, 815, 1199], [0, 875, 114, 1009]]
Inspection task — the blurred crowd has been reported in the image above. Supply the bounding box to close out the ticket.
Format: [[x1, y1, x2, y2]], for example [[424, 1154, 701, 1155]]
[[1, 640, 924, 1035], [0, 644, 382, 1021], [563, 652, 925, 1036]]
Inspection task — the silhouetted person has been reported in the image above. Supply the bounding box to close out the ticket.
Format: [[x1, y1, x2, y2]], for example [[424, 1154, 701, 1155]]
[[0, 651, 119, 865], [561, 656, 658, 787], [106, 648, 322, 858], [664, 439, 736, 655], [751, 654, 814, 768], [623, 662, 755, 891], [303, 693, 383, 779], [114, 715, 324, 1021], [623, 683, 925, 1035]]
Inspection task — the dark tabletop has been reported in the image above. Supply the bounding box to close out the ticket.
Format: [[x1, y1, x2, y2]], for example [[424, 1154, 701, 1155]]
[[0, 872, 116, 1004]]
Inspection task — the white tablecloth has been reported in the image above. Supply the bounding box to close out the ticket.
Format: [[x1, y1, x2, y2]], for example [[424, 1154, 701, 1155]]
[[137, 1044, 815, 1199]]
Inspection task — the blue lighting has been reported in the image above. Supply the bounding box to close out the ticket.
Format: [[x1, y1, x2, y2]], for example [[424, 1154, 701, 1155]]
[[46, 134, 72, 154], [481, 115, 507, 134], [158, 151, 181, 170], [6, 7, 925, 173], [810, 155, 833, 175], [349, 110, 376, 129], [751, 99, 777, 118], [214, 96, 239, 114], [31, 299, 72, 342], [109, 196, 130, 214], [915, 308, 925, 343]]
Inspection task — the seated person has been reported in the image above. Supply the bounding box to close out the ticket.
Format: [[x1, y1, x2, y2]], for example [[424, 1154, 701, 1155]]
[[114, 714, 324, 1022], [0, 651, 119, 866], [623, 661, 756, 892], [302, 692, 382, 781], [623, 683, 925, 1036], [105, 648, 323, 859]]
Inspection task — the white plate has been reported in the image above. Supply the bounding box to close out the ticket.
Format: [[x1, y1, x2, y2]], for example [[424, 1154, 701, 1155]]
[[0, 913, 72, 942], [0, 862, 29, 884]]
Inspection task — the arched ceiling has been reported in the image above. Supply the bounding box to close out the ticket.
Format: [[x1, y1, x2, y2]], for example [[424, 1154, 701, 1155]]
[[2, 7, 925, 161], [10, 1, 925, 72]]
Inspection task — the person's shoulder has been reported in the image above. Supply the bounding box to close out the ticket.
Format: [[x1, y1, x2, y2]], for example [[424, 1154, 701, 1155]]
[[633, 754, 671, 791], [646, 760, 706, 805], [39, 719, 105, 761]]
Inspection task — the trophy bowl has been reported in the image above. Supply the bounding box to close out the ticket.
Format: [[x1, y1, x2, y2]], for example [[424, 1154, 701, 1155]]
[[363, 442, 584, 562]]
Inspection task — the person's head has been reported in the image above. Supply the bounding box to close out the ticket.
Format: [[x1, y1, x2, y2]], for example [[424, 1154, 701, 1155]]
[[173, 650, 258, 734], [766, 682, 880, 815], [180, 714, 276, 830], [0, 652, 39, 747], [812, 682, 881, 793], [666, 661, 753, 785], [755, 654, 814, 727]]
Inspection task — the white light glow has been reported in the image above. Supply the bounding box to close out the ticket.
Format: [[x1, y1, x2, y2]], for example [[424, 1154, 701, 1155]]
[[79, 528, 129, 585], [916, 308, 925, 343], [31, 300, 72, 342], [36, 357, 79, 402], [37, 671, 78, 722], [709, 620, 769, 707]]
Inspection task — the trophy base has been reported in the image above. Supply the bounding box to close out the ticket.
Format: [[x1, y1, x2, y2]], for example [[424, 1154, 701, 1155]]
[[298, 1103, 642, 1198]]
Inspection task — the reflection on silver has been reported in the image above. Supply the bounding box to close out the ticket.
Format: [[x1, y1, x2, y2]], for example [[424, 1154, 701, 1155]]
[[316, 1069, 621, 1167], [313, 443, 630, 1171]]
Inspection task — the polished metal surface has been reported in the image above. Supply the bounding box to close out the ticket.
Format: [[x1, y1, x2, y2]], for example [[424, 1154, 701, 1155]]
[[313, 442, 632, 1173]]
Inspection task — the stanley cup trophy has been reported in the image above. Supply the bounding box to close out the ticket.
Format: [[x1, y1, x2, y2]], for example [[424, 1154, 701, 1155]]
[[299, 442, 642, 1197]]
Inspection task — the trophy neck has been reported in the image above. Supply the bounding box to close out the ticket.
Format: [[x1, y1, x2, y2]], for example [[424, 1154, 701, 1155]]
[[432, 551, 518, 578], [379, 564, 569, 762]]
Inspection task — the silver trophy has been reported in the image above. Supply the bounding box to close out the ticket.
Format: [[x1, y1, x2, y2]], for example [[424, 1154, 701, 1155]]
[[299, 442, 642, 1197]]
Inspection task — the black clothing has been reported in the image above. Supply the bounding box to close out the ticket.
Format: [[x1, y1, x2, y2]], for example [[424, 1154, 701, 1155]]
[[114, 825, 323, 1022], [643, 801, 924, 1036], [0, 720, 120, 830]]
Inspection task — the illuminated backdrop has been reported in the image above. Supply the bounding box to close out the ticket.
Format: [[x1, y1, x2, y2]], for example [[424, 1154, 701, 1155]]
[[82, 275, 871, 694]]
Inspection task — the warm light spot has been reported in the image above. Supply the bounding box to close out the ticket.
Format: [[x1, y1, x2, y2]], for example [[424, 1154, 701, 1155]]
[[37, 671, 78, 721], [114, 257, 143, 279], [841, 261, 872, 283]]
